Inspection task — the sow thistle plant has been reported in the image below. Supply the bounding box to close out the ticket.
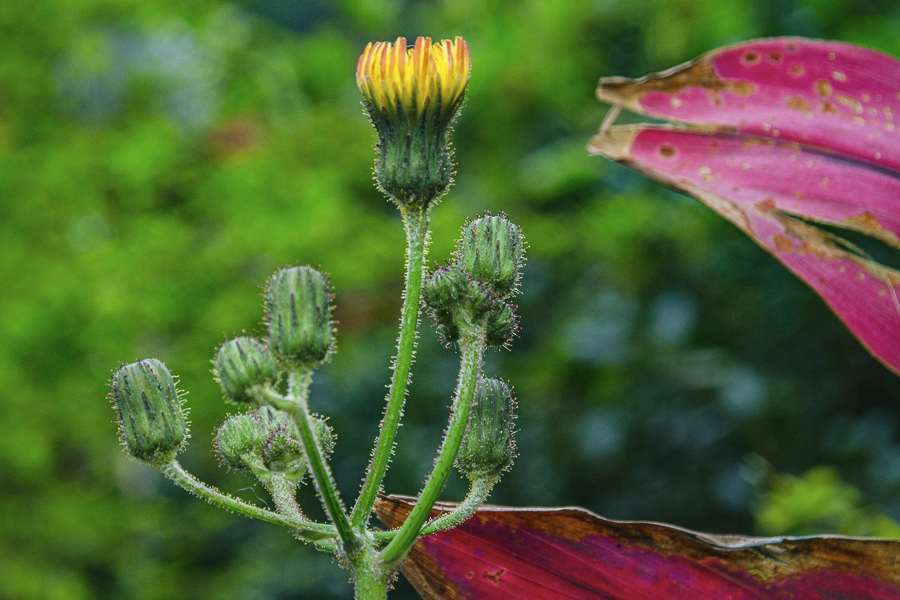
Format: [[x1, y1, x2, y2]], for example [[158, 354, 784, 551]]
[[109, 36, 525, 600]]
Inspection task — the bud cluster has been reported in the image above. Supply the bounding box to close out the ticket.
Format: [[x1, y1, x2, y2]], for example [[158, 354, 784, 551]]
[[113, 265, 337, 466], [424, 214, 525, 347], [215, 407, 334, 484]]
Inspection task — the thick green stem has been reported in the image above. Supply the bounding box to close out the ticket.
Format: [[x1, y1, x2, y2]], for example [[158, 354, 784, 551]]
[[352, 208, 430, 528], [157, 460, 335, 541], [350, 548, 392, 600], [379, 332, 485, 567], [284, 370, 361, 554]]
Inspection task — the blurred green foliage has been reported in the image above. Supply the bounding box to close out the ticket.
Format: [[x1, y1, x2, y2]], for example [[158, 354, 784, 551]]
[[2, 0, 900, 598]]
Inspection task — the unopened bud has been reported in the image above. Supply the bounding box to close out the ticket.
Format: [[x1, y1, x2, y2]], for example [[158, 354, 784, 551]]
[[458, 215, 525, 297], [456, 378, 515, 480], [215, 413, 264, 470], [424, 265, 497, 344], [214, 337, 278, 404], [111, 359, 188, 463], [267, 266, 335, 366], [485, 301, 519, 348]]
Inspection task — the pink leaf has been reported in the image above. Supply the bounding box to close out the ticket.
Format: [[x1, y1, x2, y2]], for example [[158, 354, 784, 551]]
[[377, 496, 900, 600], [588, 38, 900, 374]]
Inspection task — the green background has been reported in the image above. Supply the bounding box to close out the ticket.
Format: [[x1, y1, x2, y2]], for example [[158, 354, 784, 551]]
[[3, 0, 900, 598]]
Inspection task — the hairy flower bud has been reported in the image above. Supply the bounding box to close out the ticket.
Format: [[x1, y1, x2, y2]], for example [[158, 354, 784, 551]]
[[215, 413, 264, 470], [213, 336, 278, 404], [456, 378, 516, 480], [357, 36, 471, 209], [266, 266, 335, 366], [110, 359, 188, 463], [261, 410, 334, 483], [458, 214, 525, 297], [485, 301, 519, 348]]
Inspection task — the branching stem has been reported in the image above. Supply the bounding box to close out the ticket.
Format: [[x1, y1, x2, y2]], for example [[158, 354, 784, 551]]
[[157, 460, 335, 541], [379, 331, 486, 567]]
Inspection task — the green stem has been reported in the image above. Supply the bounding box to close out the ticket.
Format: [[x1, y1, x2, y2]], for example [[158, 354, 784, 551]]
[[371, 476, 494, 545], [350, 548, 391, 600], [267, 475, 303, 521], [419, 476, 495, 536], [352, 208, 430, 528], [158, 460, 335, 541], [285, 370, 361, 554], [379, 332, 485, 567]]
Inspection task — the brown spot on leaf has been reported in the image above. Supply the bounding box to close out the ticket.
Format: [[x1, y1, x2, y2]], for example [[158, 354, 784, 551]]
[[816, 79, 833, 97], [466, 572, 474, 579], [756, 199, 776, 211], [768, 52, 783, 63], [774, 234, 794, 252], [789, 64, 804, 77], [596, 51, 757, 110], [786, 95, 810, 113], [742, 51, 761, 66], [844, 212, 884, 232], [730, 81, 757, 95], [659, 144, 677, 158], [483, 568, 507, 584], [821, 101, 837, 114]]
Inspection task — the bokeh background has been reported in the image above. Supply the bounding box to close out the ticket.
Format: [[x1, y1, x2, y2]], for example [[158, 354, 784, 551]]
[[4, 0, 900, 598]]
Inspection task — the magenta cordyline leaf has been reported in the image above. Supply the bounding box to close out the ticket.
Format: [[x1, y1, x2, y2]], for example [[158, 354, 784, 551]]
[[377, 496, 900, 600], [588, 38, 900, 374]]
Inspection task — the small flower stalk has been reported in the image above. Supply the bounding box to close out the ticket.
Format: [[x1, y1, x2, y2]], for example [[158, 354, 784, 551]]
[[357, 37, 471, 209], [108, 36, 527, 600]]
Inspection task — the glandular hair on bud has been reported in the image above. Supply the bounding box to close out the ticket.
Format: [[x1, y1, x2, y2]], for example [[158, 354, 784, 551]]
[[267, 266, 335, 366], [110, 359, 188, 463], [456, 378, 516, 481], [215, 413, 265, 470], [213, 337, 278, 404], [458, 214, 525, 297]]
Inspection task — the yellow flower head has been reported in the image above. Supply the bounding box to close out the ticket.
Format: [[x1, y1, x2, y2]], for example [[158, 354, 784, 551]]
[[357, 36, 470, 122]]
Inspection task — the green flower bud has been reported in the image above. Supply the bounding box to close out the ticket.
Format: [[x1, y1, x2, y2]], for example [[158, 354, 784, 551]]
[[485, 301, 519, 348], [215, 413, 264, 470], [213, 337, 278, 404], [424, 265, 497, 344], [458, 215, 525, 297], [267, 266, 335, 366], [261, 411, 334, 483], [456, 378, 516, 480], [110, 359, 188, 463]]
